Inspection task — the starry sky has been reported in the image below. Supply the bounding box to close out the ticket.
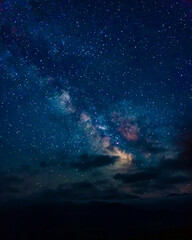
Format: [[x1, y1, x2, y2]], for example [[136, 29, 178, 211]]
[[0, 0, 192, 203]]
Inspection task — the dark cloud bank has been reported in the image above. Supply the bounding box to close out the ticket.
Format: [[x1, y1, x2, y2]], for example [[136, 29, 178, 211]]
[[114, 134, 192, 193]]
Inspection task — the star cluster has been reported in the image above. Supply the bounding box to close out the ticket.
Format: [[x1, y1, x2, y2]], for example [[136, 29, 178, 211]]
[[0, 0, 192, 202]]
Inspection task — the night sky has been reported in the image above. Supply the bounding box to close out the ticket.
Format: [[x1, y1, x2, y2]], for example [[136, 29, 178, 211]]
[[0, 0, 192, 204]]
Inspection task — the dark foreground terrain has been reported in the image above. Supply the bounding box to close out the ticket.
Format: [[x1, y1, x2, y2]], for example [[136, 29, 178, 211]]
[[0, 196, 192, 240]]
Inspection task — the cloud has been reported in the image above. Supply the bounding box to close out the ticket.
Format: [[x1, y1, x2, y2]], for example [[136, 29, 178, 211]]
[[130, 138, 166, 155], [37, 181, 97, 201], [151, 175, 192, 191], [59, 182, 94, 191], [114, 137, 192, 194], [154, 132, 192, 177], [0, 175, 24, 185], [72, 154, 118, 171], [0, 175, 24, 194], [140, 140, 166, 154], [36, 181, 139, 202], [159, 175, 191, 185], [159, 144, 192, 172], [114, 168, 160, 183], [166, 193, 190, 198], [114, 167, 192, 194]]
